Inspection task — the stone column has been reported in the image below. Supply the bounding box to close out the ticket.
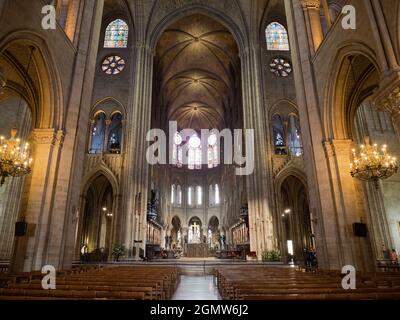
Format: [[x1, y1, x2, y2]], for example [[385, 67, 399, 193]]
[[45, 0, 105, 270], [87, 120, 95, 153], [285, 0, 348, 270], [123, 43, 154, 258], [324, 139, 374, 271], [240, 44, 276, 258], [11, 129, 63, 272], [301, 0, 324, 52], [368, 0, 399, 71], [103, 119, 112, 153]]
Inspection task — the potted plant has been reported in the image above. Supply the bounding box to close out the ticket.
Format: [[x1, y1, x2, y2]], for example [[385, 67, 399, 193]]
[[262, 249, 281, 262], [112, 244, 126, 262]]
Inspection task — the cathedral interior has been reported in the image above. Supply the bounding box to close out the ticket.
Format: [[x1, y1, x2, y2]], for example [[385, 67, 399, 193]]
[[0, 0, 400, 302]]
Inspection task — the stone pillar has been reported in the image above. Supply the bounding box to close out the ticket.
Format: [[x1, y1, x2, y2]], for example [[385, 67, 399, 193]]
[[123, 43, 154, 258], [181, 227, 188, 254], [11, 129, 63, 272], [284, 0, 348, 270], [45, 0, 105, 270], [301, 0, 324, 52], [87, 120, 95, 153], [240, 44, 276, 258], [324, 139, 374, 270], [368, 0, 399, 71], [103, 119, 112, 153]]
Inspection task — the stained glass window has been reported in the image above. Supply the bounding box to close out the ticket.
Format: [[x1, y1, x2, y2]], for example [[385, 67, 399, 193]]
[[215, 184, 220, 205], [272, 114, 287, 155], [107, 113, 122, 153], [104, 19, 129, 48], [288, 115, 303, 156], [266, 22, 289, 51], [171, 185, 175, 204], [89, 112, 106, 154], [197, 186, 202, 206], [270, 57, 292, 77], [102, 56, 126, 75], [177, 185, 182, 206]]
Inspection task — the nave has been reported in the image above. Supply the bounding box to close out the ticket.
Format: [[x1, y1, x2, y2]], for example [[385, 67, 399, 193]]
[[1, 263, 400, 300]]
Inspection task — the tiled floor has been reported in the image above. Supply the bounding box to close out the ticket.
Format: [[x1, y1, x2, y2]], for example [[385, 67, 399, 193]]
[[172, 275, 221, 300]]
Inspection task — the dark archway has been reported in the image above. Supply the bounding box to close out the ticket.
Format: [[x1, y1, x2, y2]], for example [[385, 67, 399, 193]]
[[78, 175, 114, 262], [280, 175, 312, 263]]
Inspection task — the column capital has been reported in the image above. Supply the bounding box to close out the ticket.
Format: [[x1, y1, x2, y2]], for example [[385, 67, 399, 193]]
[[32, 128, 60, 145], [301, 0, 321, 9], [375, 85, 400, 114]]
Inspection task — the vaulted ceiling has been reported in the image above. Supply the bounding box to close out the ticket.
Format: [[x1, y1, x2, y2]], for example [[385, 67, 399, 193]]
[[154, 14, 240, 130]]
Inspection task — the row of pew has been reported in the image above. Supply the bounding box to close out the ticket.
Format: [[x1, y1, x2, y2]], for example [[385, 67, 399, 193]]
[[214, 266, 400, 300], [0, 266, 179, 300]]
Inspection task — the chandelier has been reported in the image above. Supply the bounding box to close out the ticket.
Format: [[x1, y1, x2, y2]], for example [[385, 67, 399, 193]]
[[350, 136, 398, 187], [0, 129, 33, 186], [0, 46, 35, 186]]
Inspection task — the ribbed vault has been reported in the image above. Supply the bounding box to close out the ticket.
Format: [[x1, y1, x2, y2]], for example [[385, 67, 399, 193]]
[[153, 14, 240, 130]]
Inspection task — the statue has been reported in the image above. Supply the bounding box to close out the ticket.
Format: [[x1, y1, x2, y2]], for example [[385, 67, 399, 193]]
[[147, 189, 158, 220]]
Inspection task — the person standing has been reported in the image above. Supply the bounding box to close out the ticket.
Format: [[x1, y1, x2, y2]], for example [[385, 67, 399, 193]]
[[389, 249, 398, 265]]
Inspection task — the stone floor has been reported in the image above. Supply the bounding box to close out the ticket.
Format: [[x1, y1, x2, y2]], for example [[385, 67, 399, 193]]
[[172, 275, 221, 300]]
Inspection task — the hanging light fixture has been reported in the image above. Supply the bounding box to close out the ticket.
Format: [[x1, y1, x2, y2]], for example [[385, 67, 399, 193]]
[[0, 47, 34, 186], [350, 136, 398, 188]]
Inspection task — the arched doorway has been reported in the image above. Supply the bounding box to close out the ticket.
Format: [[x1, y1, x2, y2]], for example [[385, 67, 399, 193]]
[[326, 51, 399, 269], [78, 174, 114, 262], [208, 216, 220, 249], [170, 215, 182, 250], [0, 38, 60, 270], [279, 175, 312, 263]]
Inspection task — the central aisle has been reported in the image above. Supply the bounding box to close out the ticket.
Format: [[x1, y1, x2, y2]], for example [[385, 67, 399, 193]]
[[172, 275, 221, 300]]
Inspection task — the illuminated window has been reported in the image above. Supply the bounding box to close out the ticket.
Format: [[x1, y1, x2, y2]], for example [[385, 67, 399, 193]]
[[272, 114, 286, 155], [102, 56, 126, 75], [188, 134, 201, 170], [270, 57, 292, 77], [172, 132, 183, 167], [107, 113, 122, 153], [266, 22, 289, 51], [197, 186, 202, 206], [89, 112, 106, 153], [177, 185, 182, 206], [172, 132, 219, 169], [104, 19, 129, 48], [207, 133, 218, 168], [288, 115, 303, 156], [188, 187, 193, 206], [215, 184, 220, 205], [171, 185, 175, 204]]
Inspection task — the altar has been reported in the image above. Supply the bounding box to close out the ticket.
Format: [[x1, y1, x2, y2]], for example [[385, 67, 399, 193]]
[[185, 244, 210, 257]]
